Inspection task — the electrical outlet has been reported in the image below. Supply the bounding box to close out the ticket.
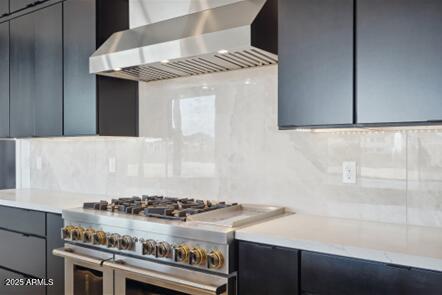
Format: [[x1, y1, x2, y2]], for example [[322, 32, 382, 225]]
[[109, 157, 116, 173], [36, 157, 42, 171], [342, 161, 357, 184]]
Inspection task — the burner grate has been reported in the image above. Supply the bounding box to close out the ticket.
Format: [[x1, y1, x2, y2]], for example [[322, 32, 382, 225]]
[[83, 196, 235, 221]]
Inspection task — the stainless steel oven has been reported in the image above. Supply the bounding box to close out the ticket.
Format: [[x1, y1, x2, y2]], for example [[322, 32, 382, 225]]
[[109, 255, 229, 295], [53, 245, 113, 295], [54, 245, 232, 295]]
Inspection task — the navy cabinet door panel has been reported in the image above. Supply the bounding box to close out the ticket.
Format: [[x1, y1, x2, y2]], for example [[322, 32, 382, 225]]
[[278, 0, 354, 127], [63, 0, 97, 136], [33, 4, 63, 136], [10, 4, 62, 137], [301, 251, 442, 295], [238, 241, 299, 295], [357, 0, 442, 123], [0, 22, 9, 137]]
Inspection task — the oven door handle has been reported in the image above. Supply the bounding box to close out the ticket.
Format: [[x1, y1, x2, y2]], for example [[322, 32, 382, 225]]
[[52, 248, 105, 266], [103, 260, 227, 295]]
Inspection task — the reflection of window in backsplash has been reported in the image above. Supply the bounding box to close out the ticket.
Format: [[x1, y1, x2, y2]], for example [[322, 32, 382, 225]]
[[177, 95, 215, 138]]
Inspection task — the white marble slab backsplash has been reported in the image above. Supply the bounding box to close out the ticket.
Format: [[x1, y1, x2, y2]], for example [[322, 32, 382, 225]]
[[16, 65, 442, 227]]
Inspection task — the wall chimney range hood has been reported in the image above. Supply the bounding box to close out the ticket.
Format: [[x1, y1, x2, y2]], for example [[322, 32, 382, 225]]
[[89, 0, 277, 83]]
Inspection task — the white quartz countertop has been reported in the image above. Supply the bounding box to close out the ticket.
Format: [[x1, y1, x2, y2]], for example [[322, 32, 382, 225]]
[[236, 214, 442, 272], [0, 189, 107, 214]]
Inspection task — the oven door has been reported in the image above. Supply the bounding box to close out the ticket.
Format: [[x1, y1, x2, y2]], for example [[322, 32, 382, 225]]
[[53, 245, 113, 295], [106, 255, 230, 295]]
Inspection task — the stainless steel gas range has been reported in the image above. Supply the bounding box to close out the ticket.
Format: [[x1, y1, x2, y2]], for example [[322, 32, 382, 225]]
[[53, 196, 285, 295]]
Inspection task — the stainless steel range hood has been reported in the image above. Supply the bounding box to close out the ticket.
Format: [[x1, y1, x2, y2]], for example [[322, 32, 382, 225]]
[[89, 0, 277, 83]]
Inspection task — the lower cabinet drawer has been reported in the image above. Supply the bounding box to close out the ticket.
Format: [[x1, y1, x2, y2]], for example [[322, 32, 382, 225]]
[[0, 267, 45, 295], [0, 205, 46, 236], [0, 229, 46, 278]]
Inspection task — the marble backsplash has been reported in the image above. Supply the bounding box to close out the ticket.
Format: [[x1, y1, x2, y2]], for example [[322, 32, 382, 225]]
[[16, 65, 442, 227]]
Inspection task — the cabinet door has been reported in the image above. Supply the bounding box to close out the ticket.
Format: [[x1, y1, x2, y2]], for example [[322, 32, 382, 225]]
[[357, 0, 442, 124], [238, 241, 299, 295], [63, 0, 97, 136], [278, 0, 354, 127], [10, 12, 34, 137], [301, 251, 442, 295], [33, 4, 62, 136], [47, 213, 64, 295], [10, 0, 35, 12], [10, 4, 62, 137], [0, 21, 9, 137], [0, 0, 9, 16]]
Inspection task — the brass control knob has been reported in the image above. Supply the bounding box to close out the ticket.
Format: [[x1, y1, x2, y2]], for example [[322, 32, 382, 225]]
[[208, 250, 224, 269], [61, 225, 75, 239], [93, 231, 107, 245], [189, 247, 207, 266], [174, 245, 190, 263], [157, 242, 171, 258], [71, 226, 85, 241], [142, 240, 156, 256], [107, 233, 120, 248], [82, 228, 95, 243], [118, 235, 134, 250]]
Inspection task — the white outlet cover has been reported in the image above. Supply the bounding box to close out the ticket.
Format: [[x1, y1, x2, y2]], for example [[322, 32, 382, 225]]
[[109, 158, 116, 173], [342, 161, 357, 184]]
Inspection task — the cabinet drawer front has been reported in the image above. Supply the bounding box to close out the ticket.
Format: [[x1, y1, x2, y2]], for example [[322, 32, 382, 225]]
[[0, 206, 45, 236], [0, 267, 45, 295], [0, 229, 46, 278]]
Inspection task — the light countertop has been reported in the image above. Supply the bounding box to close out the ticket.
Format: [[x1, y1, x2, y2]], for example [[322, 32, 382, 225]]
[[236, 214, 442, 272], [0, 189, 106, 214]]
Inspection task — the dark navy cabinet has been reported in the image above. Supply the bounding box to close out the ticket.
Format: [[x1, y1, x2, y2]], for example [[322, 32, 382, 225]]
[[63, 0, 138, 137], [301, 251, 442, 295], [356, 0, 442, 124], [278, 0, 354, 127], [279, 0, 442, 128], [0, 206, 64, 295], [0, 22, 9, 138], [10, 3, 63, 137], [0, 0, 138, 138], [0, 0, 8, 17], [237, 241, 442, 295], [238, 241, 299, 295]]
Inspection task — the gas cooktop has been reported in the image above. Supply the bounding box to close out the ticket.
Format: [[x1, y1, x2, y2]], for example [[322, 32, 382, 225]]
[[83, 196, 237, 221]]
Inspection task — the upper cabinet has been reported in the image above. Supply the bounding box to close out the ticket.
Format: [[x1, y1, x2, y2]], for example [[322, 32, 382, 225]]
[[63, 0, 97, 136], [63, 0, 138, 136], [357, 0, 442, 124], [0, 0, 138, 138], [10, 3, 63, 137], [278, 0, 354, 128], [0, 0, 9, 17], [10, 0, 36, 12], [279, 0, 442, 128], [0, 22, 9, 137]]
